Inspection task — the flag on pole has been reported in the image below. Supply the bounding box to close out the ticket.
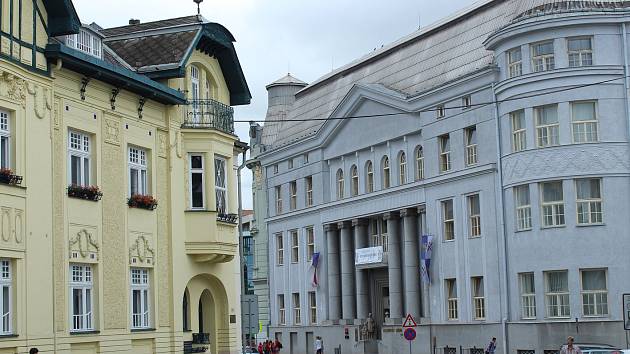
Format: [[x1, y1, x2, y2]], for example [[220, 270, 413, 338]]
[[311, 252, 320, 288], [420, 235, 433, 284]]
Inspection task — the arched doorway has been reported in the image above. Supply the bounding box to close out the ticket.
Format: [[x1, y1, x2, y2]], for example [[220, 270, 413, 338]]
[[183, 288, 190, 331], [198, 289, 216, 345]]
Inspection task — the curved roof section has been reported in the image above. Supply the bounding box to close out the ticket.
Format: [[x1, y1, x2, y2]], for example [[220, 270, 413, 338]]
[[267, 74, 308, 89], [512, 0, 630, 23]]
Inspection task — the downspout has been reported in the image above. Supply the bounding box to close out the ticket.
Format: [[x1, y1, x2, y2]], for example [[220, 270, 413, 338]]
[[621, 23, 630, 140], [492, 82, 510, 354], [237, 142, 249, 351]]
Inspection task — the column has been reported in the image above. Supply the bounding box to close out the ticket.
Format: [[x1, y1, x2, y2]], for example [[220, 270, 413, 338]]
[[419, 206, 429, 319], [401, 208, 421, 319], [353, 218, 370, 320], [339, 221, 356, 321], [384, 211, 403, 321], [325, 224, 342, 321]]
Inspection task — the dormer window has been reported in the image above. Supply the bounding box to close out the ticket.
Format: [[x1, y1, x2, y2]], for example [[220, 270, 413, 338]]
[[66, 28, 102, 59]]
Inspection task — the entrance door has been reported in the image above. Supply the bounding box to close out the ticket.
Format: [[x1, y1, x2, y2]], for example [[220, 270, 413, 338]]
[[369, 269, 389, 330]]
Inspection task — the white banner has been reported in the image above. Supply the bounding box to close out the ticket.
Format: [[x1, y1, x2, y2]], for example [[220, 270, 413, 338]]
[[355, 246, 384, 265]]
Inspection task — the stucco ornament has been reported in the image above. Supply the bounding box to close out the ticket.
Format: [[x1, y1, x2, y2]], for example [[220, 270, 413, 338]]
[[27, 83, 52, 119], [254, 164, 263, 188], [129, 234, 155, 266], [69, 229, 100, 262], [104, 118, 120, 145], [0, 71, 26, 107]]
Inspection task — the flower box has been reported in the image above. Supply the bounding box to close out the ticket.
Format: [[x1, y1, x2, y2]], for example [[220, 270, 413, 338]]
[[127, 194, 158, 210], [67, 185, 103, 201], [0, 168, 23, 186]]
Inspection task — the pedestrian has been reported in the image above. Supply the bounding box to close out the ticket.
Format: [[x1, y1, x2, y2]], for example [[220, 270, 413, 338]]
[[258, 342, 263, 354], [29, 349, 39, 354], [485, 337, 497, 354], [560, 336, 582, 354], [264, 340, 271, 354], [273, 338, 283, 353], [314, 336, 323, 354]]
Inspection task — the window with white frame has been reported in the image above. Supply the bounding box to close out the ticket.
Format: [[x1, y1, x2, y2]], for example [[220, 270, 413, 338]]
[[545, 271, 570, 318], [189, 154, 205, 209], [351, 165, 359, 196], [130, 268, 150, 329], [278, 294, 285, 325], [306, 227, 314, 262], [0, 260, 11, 334], [305, 176, 313, 207], [415, 146, 424, 180], [128, 146, 148, 196], [371, 218, 389, 251], [289, 181, 297, 210], [442, 199, 455, 241], [508, 47, 522, 78], [541, 181, 565, 227], [515, 185, 532, 231], [308, 291, 317, 324], [70, 264, 93, 332], [290, 230, 299, 263], [275, 186, 282, 214], [380, 219, 388, 252], [366, 161, 374, 193], [465, 126, 478, 166], [568, 37, 593, 67], [572, 102, 598, 143], [288, 159, 294, 169], [69, 130, 91, 187], [439, 135, 451, 173], [472, 276, 485, 320], [292, 293, 301, 324], [398, 152, 407, 185], [437, 104, 445, 118], [273, 164, 278, 174], [0, 111, 10, 169], [276, 233, 284, 266], [511, 110, 526, 152], [446, 278, 458, 320], [535, 105, 559, 148], [462, 95, 472, 109], [576, 178, 603, 225], [581, 269, 608, 316], [336, 169, 344, 199], [520, 273, 536, 319], [370, 219, 379, 247], [214, 157, 227, 215], [66, 28, 102, 58], [382, 157, 391, 189], [191, 65, 200, 102], [532, 41, 555, 72], [468, 194, 481, 238]]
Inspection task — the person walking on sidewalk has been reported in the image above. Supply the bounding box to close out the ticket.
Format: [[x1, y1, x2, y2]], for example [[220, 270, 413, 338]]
[[485, 337, 497, 354], [560, 336, 582, 354], [314, 336, 323, 354]]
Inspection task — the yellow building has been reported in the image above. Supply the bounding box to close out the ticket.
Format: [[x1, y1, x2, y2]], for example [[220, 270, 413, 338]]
[[0, 1, 251, 353]]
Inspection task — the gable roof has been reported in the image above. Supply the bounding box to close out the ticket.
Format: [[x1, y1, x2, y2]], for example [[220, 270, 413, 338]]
[[101, 16, 251, 106], [260, 0, 624, 149]]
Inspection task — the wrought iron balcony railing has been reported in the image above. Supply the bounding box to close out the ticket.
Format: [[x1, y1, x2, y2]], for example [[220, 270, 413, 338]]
[[182, 99, 235, 134]]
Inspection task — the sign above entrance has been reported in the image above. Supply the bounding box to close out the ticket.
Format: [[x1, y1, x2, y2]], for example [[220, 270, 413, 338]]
[[355, 246, 384, 265], [402, 313, 417, 328]]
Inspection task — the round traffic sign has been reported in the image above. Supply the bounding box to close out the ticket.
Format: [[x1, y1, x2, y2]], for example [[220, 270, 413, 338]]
[[404, 328, 416, 341]]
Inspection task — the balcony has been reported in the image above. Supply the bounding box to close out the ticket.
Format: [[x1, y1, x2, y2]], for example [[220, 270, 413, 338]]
[[185, 211, 238, 263], [182, 99, 235, 135]]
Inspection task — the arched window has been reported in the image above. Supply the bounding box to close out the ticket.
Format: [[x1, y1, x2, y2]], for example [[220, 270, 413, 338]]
[[366, 161, 374, 193], [382, 156, 390, 189], [182, 289, 190, 331], [351, 165, 359, 196], [415, 146, 424, 180], [399, 152, 407, 185], [336, 169, 344, 200]]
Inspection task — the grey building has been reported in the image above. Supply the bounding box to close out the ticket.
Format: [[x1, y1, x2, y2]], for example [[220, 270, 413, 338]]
[[248, 1, 630, 353]]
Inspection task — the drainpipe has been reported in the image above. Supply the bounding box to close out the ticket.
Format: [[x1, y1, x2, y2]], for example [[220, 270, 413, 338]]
[[236, 141, 249, 351], [621, 23, 630, 141], [492, 82, 510, 354]]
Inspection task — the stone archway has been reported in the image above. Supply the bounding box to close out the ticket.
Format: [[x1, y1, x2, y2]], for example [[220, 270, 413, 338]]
[[184, 274, 231, 354]]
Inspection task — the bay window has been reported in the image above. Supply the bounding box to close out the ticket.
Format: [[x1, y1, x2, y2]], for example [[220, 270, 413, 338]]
[[128, 146, 148, 196], [130, 268, 150, 329], [215, 157, 227, 215], [70, 264, 93, 332], [69, 130, 91, 187], [189, 154, 205, 209]]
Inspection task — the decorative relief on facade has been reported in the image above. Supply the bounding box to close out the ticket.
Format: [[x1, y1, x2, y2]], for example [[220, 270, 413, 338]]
[[103, 117, 120, 145], [0, 71, 26, 107], [53, 101, 61, 129], [158, 130, 167, 158], [502, 145, 630, 186], [69, 228, 99, 263], [176, 132, 183, 158], [254, 164, 263, 188], [14, 209, 23, 244], [129, 233, 155, 267], [27, 83, 52, 119], [0, 208, 10, 242]]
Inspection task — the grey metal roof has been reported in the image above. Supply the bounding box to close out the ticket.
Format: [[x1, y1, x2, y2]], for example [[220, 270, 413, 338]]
[[260, 0, 628, 149], [266, 74, 308, 89]]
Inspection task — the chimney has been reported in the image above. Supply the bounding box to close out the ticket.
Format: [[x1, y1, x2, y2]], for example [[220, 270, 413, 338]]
[[129, 19, 141, 25]]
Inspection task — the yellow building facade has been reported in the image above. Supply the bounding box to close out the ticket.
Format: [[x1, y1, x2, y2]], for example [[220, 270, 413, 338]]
[[0, 1, 251, 353]]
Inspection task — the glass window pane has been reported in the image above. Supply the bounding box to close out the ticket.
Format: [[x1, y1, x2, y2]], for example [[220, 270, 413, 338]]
[[73, 289, 83, 315], [576, 179, 600, 199], [130, 169, 138, 195], [141, 170, 147, 195], [542, 182, 563, 202], [133, 290, 140, 314], [71, 155, 81, 185], [569, 38, 591, 51], [0, 137, 8, 169], [573, 102, 596, 121], [191, 155, 203, 169], [521, 273, 535, 293], [538, 105, 558, 125], [582, 270, 606, 290], [516, 185, 530, 206], [192, 172, 203, 208], [83, 158, 90, 186], [547, 272, 568, 292]]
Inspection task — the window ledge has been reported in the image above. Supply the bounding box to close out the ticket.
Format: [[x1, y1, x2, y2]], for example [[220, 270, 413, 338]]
[[514, 228, 533, 234], [540, 225, 566, 230], [131, 328, 156, 332], [183, 329, 193, 333], [185, 209, 212, 213], [0, 333, 18, 338], [576, 223, 605, 228], [70, 330, 100, 335], [468, 236, 482, 240]]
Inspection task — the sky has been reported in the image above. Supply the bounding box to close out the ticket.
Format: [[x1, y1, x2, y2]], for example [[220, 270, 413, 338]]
[[72, 0, 476, 209]]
